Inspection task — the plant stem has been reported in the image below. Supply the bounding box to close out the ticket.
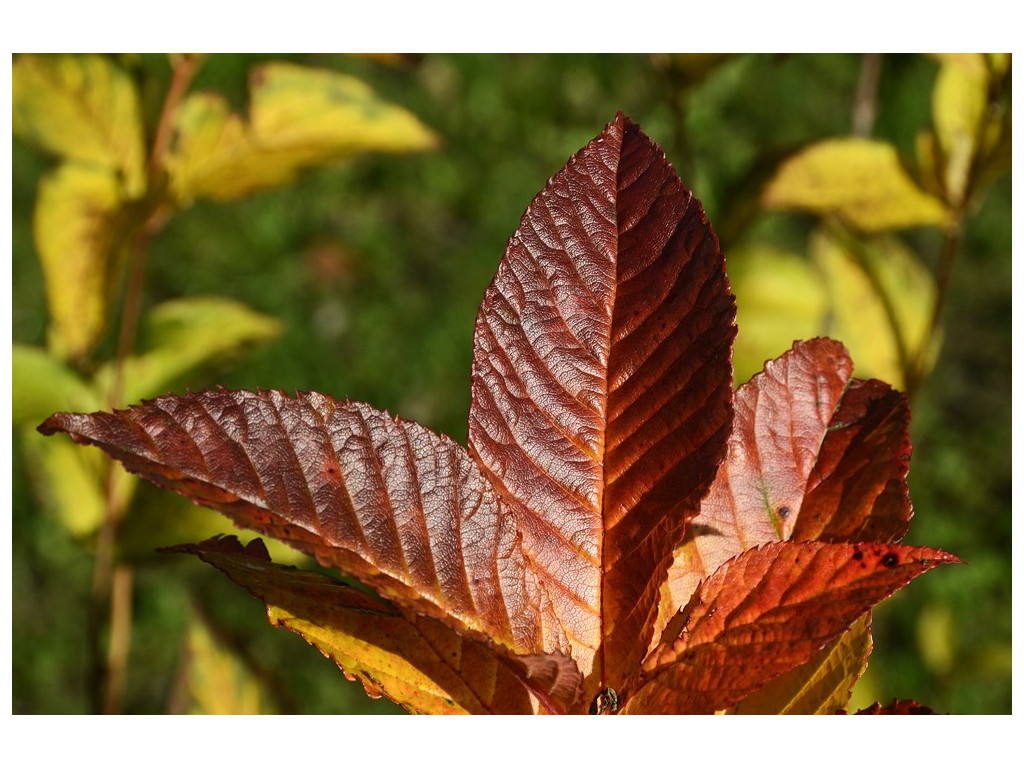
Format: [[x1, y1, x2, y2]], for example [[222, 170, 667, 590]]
[[905, 220, 962, 401], [852, 53, 883, 137], [89, 53, 202, 714]]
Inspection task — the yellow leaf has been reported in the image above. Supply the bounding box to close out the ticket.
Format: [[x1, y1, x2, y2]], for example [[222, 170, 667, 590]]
[[727, 245, 829, 385], [729, 613, 872, 714], [933, 55, 989, 206], [33, 163, 128, 363], [183, 611, 273, 714], [812, 228, 939, 389], [13, 54, 146, 197], [762, 138, 950, 232], [165, 62, 438, 203]]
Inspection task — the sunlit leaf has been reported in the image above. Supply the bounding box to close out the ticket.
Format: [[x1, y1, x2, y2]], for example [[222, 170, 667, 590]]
[[626, 541, 959, 714], [932, 54, 989, 206], [33, 163, 129, 363], [467, 115, 736, 695], [659, 339, 853, 619], [762, 138, 949, 232], [728, 613, 872, 714], [39, 391, 565, 660], [164, 62, 438, 203], [39, 114, 953, 715], [94, 296, 282, 407], [813, 228, 939, 389], [169, 536, 582, 714], [12, 54, 146, 197]]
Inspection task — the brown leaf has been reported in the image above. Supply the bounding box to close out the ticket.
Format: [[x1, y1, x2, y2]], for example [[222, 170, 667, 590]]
[[791, 378, 913, 543], [39, 391, 563, 657], [659, 339, 853, 622], [468, 113, 735, 695], [167, 535, 582, 714], [624, 540, 959, 714], [847, 698, 936, 715]]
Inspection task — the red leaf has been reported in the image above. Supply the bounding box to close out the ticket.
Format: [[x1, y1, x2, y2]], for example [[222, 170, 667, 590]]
[[468, 113, 735, 694], [659, 339, 915, 630], [40, 391, 564, 656], [624, 540, 959, 714], [847, 698, 937, 715], [660, 339, 852, 620]]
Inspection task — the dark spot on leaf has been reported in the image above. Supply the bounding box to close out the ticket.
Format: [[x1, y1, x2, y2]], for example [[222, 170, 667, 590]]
[[777, 506, 790, 520], [853, 550, 864, 561], [882, 553, 899, 568]]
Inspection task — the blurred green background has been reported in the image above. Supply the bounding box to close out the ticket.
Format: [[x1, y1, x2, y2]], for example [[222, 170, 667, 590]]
[[12, 53, 1010, 714]]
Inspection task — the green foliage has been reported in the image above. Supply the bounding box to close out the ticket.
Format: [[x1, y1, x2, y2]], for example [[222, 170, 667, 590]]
[[12, 53, 1010, 714]]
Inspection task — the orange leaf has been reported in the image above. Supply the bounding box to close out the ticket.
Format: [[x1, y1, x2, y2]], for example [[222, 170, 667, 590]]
[[625, 540, 959, 714]]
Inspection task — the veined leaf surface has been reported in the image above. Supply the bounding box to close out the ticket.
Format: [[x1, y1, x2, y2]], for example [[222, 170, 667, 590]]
[[39, 114, 955, 714], [468, 114, 736, 696], [626, 541, 959, 714]]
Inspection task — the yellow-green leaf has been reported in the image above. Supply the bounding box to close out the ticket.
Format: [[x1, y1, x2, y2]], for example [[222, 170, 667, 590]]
[[13, 54, 146, 197], [933, 55, 989, 206], [729, 613, 872, 714], [34, 163, 128, 363], [19, 425, 133, 538], [249, 61, 439, 157], [762, 138, 950, 232], [165, 62, 438, 204], [813, 228, 939, 389], [727, 245, 829, 385], [94, 296, 282, 407], [12, 344, 100, 425]]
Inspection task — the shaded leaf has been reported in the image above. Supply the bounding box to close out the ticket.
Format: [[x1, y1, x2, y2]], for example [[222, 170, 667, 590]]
[[467, 114, 736, 695], [625, 541, 959, 714], [848, 698, 936, 715], [33, 163, 131, 362], [12, 53, 146, 197], [791, 379, 913, 544], [94, 296, 282, 406], [164, 62, 438, 204], [762, 138, 949, 231], [39, 390, 563, 658], [169, 536, 582, 714], [728, 613, 872, 714], [813, 228, 939, 390], [179, 608, 274, 714]]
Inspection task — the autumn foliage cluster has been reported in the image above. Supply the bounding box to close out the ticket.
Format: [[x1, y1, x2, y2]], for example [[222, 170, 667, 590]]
[[40, 114, 959, 714]]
